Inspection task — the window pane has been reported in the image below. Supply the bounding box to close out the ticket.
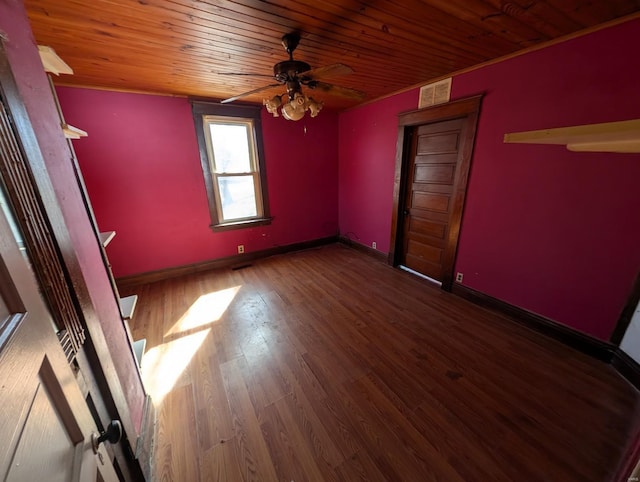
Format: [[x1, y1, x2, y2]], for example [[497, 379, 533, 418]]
[[218, 176, 257, 220], [209, 124, 252, 173]]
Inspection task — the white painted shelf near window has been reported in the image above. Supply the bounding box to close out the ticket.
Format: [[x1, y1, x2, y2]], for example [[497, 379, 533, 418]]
[[120, 295, 146, 368], [504, 119, 640, 153], [101, 231, 146, 368]]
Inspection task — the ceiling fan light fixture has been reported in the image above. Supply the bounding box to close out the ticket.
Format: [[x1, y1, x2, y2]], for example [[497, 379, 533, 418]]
[[281, 95, 307, 121], [306, 97, 323, 118], [271, 90, 322, 121], [263, 95, 282, 117], [222, 32, 364, 117]]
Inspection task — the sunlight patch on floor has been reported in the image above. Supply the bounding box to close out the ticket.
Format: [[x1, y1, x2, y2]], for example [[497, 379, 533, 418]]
[[165, 285, 241, 337], [141, 286, 242, 405], [142, 329, 210, 404]]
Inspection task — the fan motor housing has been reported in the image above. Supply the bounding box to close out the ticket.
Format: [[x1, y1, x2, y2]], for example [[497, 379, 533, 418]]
[[274, 60, 311, 82]]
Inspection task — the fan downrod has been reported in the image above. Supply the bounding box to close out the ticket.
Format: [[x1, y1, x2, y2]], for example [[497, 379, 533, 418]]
[[274, 32, 309, 82], [281, 32, 301, 59]]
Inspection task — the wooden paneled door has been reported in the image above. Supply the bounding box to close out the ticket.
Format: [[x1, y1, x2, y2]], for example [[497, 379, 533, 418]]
[[401, 118, 466, 281], [390, 96, 482, 290], [0, 189, 118, 480]]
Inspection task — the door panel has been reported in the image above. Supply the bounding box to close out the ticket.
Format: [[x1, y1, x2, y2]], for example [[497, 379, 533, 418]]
[[401, 118, 466, 282], [412, 191, 451, 212], [416, 131, 460, 153], [7, 373, 77, 482], [405, 254, 442, 280], [0, 190, 117, 481], [408, 218, 446, 239], [414, 164, 456, 183], [390, 96, 481, 290], [407, 240, 442, 263]]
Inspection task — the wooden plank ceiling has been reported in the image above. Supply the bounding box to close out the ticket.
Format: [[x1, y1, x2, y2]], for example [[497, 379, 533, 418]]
[[25, 0, 640, 111]]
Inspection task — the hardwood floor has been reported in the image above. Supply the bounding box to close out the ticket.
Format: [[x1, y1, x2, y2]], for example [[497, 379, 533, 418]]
[[127, 244, 640, 481]]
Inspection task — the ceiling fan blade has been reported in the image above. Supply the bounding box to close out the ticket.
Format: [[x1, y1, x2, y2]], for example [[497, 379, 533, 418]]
[[307, 81, 366, 100], [217, 72, 275, 78], [220, 83, 281, 104], [302, 63, 353, 80]]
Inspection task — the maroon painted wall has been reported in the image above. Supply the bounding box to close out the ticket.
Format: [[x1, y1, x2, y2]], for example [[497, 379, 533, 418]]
[[56, 87, 339, 278], [451, 19, 640, 341], [338, 19, 640, 341], [338, 90, 418, 252], [0, 2, 145, 432]]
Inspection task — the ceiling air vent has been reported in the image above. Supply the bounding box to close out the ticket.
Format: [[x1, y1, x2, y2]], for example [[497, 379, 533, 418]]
[[418, 78, 452, 109]]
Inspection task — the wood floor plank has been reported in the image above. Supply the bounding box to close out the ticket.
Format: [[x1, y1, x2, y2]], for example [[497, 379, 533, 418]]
[[156, 383, 200, 482], [192, 348, 234, 452], [347, 374, 468, 481], [278, 366, 348, 468], [220, 357, 279, 482], [364, 369, 514, 481], [200, 438, 243, 482], [236, 350, 288, 425], [261, 397, 333, 482], [334, 450, 389, 482], [125, 244, 640, 482]]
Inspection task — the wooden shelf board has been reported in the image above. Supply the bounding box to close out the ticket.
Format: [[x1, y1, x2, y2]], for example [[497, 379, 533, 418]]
[[99, 231, 116, 247], [504, 119, 640, 153], [38, 45, 73, 75], [62, 123, 88, 139]]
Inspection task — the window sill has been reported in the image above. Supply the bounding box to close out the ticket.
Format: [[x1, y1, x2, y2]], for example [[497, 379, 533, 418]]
[[210, 217, 273, 232]]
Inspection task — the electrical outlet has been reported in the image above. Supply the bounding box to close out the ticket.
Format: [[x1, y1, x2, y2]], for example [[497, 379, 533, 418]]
[[237, 245, 244, 254], [372, 241, 377, 249], [455, 272, 463, 283]]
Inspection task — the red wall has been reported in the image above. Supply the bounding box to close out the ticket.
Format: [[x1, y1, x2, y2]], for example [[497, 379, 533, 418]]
[[57, 88, 339, 278], [338, 91, 418, 252], [0, 2, 145, 432], [338, 19, 640, 341], [451, 19, 640, 340]]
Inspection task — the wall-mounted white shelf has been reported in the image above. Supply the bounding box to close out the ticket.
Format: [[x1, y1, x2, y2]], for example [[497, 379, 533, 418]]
[[99, 231, 116, 247], [119, 294, 138, 321], [504, 119, 640, 153], [132, 339, 146, 368]]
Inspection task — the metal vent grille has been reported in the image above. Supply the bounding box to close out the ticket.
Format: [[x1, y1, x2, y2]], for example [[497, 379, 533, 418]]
[[419, 78, 452, 109]]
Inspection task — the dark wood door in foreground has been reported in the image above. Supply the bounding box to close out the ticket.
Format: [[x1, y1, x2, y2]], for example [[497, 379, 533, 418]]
[[0, 191, 117, 481], [402, 117, 466, 281], [126, 244, 640, 481]]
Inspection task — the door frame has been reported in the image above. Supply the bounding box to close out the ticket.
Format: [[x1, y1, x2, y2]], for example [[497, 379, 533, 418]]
[[0, 41, 145, 479], [388, 95, 482, 291]]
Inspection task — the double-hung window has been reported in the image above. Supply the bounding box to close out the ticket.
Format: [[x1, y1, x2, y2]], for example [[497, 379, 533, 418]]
[[192, 102, 270, 230]]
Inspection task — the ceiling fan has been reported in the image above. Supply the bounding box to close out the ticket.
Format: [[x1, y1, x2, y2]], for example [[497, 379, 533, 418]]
[[220, 33, 366, 120]]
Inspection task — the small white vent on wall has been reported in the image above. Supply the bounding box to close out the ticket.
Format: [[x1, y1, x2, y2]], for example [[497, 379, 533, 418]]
[[418, 78, 452, 109]]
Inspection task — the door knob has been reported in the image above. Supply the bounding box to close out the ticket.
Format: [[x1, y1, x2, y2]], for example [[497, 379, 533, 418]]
[[403, 209, 410, 216], [92, 420, 122, 453]]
